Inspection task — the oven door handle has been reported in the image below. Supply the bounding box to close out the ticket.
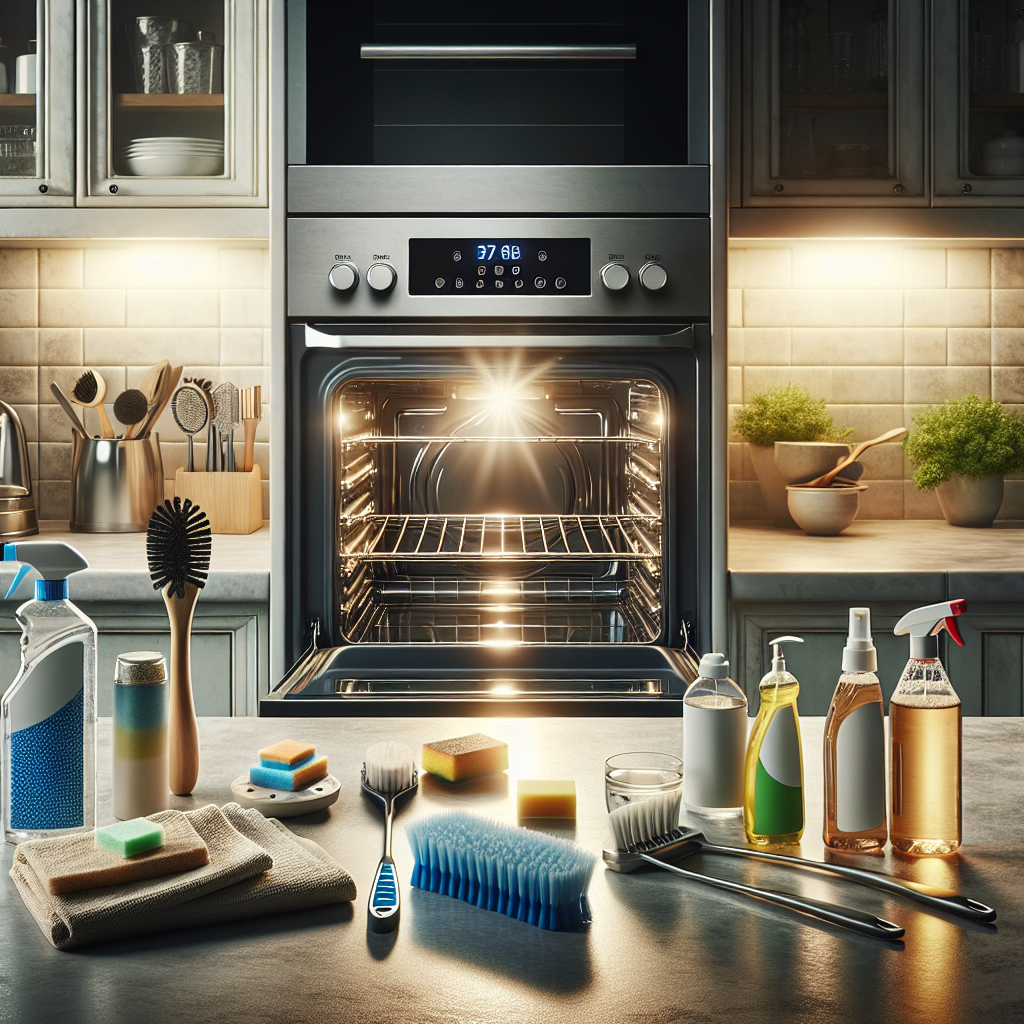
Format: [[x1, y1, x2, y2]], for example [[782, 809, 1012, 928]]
[[360, 44, 637, 60]]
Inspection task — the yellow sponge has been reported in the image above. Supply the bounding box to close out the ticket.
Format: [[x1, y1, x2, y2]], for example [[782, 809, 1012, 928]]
[[517, 780, 576, 819], [259, 739, 316, 768], [422, 733, 509, 783]]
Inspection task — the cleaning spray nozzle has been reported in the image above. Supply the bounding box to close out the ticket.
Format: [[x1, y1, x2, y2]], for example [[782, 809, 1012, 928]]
[[894, 599, 967, 660], [843, 607, 877, 673], [768, 635, 803, 673], [4, 541, 89, 600]]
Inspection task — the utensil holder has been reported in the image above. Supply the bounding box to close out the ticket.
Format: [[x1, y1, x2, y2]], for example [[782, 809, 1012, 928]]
[[70, 435, 164, 533], [174, 466, 262, 534]]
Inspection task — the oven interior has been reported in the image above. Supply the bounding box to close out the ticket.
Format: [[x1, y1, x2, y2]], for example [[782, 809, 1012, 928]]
[[335, 372, 665, 647]]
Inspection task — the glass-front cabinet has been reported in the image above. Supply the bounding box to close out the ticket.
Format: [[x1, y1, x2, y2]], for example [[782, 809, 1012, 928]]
[[0, 0, 74, 204], [742, 0, 926, 204], [81, 0, 266, 205], [934, 0, 1024, 203]]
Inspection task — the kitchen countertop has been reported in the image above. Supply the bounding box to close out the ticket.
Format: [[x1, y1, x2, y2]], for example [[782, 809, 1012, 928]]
[[730, 520, 1022, 603], [1, 521, 270, 603], [1, 716, 1020, 1024]]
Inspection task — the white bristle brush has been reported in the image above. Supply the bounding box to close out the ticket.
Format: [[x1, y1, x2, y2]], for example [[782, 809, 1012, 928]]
[[362, 741, 418, 933]]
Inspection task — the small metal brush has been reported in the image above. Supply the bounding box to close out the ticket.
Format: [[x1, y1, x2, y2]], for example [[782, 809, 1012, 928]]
[[212, 382, 239, 472], [171, 384, 210, 473], [185, 377, 217, 471]]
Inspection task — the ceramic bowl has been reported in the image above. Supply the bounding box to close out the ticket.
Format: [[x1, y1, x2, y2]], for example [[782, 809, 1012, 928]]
[[786, 481, 866, 535], [773, 441, 851, 484]]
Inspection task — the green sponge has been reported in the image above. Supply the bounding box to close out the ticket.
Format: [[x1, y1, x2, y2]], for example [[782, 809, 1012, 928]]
[[96, 818, 165, 858]]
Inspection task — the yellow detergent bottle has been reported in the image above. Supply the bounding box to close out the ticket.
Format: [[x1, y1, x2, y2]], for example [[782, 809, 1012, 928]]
[[744, 636, 805, 845]]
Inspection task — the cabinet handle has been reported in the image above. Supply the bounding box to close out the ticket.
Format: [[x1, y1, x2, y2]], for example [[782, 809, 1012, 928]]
[[893, 183, 904, 194], [360, 44, 636, 60], [961, 182, 973, 193], [773, 183, 784, 192]]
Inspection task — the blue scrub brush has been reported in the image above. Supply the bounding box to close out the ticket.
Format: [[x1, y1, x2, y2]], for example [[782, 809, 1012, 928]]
[[405, 811, 597, 931]]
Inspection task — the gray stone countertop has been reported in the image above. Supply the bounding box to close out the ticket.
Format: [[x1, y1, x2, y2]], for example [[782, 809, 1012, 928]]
[[1, 520, 270, 603], [730, 520, 1022, 603], [1, 716, 1021, 1024]]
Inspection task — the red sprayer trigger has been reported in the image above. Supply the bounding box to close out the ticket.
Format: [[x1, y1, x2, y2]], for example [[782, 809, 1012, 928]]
[[944, 616, 964, 647]]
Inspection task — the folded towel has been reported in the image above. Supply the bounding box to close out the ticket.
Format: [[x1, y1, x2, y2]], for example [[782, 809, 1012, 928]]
[[11, 803, 356, 950], [18, 813, 210, 896]]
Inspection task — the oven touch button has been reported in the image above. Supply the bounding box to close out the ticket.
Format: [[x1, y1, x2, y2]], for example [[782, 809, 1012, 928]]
[[599, 263, 630, 291], [366, 262, 397, 293], [328, 262, 359, 293], [639, 262, 668, 292]]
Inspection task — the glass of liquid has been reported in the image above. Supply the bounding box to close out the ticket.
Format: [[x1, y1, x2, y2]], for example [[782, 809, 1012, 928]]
[[604, 752, 683, 813]]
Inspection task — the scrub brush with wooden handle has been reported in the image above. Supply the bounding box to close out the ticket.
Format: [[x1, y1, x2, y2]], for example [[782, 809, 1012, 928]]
[[240, 385, 262, 473], [146, 497, 212, 796]]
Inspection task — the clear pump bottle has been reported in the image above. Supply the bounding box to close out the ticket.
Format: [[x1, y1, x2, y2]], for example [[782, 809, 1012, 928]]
[[823, 608, 887, 851], [2, 543, 97, 844], [890, 600, 966, 856], [683, 653, 748, 817]]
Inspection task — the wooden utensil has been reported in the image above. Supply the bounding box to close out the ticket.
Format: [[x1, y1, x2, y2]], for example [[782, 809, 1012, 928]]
[[240, 385, 262, 472], [139, 364, 182, 439], [71, 369, 115, 439], [805, 427, 907, 488]]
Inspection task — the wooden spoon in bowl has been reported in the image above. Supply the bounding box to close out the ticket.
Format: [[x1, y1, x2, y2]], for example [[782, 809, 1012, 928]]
[[805, 427, 907, 488]]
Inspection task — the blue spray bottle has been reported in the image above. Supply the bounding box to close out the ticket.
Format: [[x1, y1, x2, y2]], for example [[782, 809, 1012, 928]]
[[2, 542, 97, 843]]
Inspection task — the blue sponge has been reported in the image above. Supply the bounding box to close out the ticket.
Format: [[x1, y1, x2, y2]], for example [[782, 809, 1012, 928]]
[[249, 755, 328, 791]]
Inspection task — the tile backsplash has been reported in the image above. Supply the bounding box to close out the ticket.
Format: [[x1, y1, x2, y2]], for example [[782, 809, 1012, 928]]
[[0, 242, 270, 521], [728, 243, 1024, 522]]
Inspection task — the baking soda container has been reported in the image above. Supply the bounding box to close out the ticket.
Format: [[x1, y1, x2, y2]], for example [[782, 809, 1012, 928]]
[[2, 542, 97, 844], [683, 653, 748, 817], [113, 652, 168, 820]]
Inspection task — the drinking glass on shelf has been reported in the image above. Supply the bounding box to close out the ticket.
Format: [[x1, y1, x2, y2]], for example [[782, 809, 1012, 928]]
[[170, 32, 223, 94], [124, 17, 193, 93], [830, 32, 854, 92]]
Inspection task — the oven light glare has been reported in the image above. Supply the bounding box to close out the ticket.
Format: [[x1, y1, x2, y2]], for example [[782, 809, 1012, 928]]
[[490, 682, 517, 695]]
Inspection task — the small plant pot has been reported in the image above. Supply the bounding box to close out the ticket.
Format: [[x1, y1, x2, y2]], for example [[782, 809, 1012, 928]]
[[748, 442, 848, 528], [935, 473, 1004, 528], [786, 482, 867, 536]]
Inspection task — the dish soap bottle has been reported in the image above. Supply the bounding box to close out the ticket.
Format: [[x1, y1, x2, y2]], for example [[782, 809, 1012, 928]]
[[2, 542, 96, 844], [683, 653, 748, 817], [890, 599, 966, 856], [823, 608, 886, 851], [744, 636, 804, 845]]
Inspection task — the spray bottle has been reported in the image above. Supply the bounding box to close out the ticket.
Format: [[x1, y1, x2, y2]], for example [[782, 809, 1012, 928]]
[[2, 542, 96, 844], [890, 599, 966, 856], [744, 636, 804, 845], [823, 608, 886, 851]]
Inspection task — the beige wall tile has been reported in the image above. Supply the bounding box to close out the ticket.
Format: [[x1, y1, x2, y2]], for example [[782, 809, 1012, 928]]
[[791, 327, 902, 366], [38, 404, 74, 443], [220, 327, 263, 365], [825, 404, 905, 442], [37, 480, 70, 520], [792, 243, 902, 289], [905, 367, 991, 404], [992, 289, 1024, 328], [947, 328, 991, 365], [727, 365, 742, 404], [0, 250, 37, 289], [728, 442, 743, 480], [992, 249, 1024, 289], [742, 366, 828, 402], [997, 480, 1023, 520], [219, 249, 264, 289], [947, 248, 990, 288], [0, 366, 37, 404], [220, 289, 266, 328], [38, 249, 82, 289], [745, 289, 903, 327], [255, 405, 270, 443], [126, 289, 219, 328], [39, 442, 72, 480], [729, 481, 768, 522], [727, 288, 742, 326], [39, 290, 124, 328], [857, 442, 905, 479], [261, 328, 271, 365], [727, 327, 744, 365], [858, 481, 903, 519], [0, 327, 37, 364], [742, 327, 791, 365], [39, 328, 83, 365], [85, 326, 220, 366], [727, 248, 745, 289], [743, 366, 901, 404], [904, 327, 946, 366], [904, 481, 943, 519], [744, 248, 792, 288], [903, 248, 946, 289], [85, 245, 221, 290], [905, 289, 990, 327], [0, 290, 38, 327], [727, 402, 743, 442], [11, 404, 37, 442], [992, 328, 1024, 366], [993, 367, 1024, 403]]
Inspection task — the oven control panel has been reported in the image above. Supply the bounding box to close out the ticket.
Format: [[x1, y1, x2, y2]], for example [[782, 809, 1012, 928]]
[[289, 217, 708, 319]]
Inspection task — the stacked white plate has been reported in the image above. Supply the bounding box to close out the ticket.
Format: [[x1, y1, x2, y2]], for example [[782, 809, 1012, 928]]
[[122, 136, 224, 177]]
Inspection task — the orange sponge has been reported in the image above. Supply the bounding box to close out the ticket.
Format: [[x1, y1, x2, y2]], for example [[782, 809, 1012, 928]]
[[259, 739, 316, 768], [517, 780, 577, 819], [421, 733, 509, 783]]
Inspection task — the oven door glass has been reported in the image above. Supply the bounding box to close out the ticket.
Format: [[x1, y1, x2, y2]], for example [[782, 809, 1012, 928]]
[[300, 0, 688, 166]]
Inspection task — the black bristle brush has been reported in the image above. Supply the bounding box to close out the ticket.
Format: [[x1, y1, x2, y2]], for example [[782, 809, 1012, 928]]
[[114, 388, 148, 439], [147, 497, 212, 795], [71, 369, 115, 439]]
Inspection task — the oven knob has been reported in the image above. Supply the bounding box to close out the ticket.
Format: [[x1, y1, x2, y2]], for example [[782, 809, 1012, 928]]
[[600, 263, 630, 291], [639, 262, 668, 292], [366, 262, 397, 292], [328, 262, 359, 293]]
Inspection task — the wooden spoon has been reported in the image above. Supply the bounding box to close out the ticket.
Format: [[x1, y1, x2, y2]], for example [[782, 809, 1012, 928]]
[[805, 427, 907, 488]]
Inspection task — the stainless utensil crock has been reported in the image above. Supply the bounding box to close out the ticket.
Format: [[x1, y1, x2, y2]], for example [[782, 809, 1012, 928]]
[[70, 435, 164, 533]]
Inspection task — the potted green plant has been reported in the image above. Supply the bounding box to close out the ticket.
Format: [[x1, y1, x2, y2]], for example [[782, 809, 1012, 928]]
[[733, 384, 853, 527], [905, 395, 1024, 527]]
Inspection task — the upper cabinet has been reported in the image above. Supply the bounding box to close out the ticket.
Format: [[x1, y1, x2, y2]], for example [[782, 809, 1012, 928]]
[[0, 0, 74, 205], [742, 0, 926, 206], [933, 0, 1024, 205]]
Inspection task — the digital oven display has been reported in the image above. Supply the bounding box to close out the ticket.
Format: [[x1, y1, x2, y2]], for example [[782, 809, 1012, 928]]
[[408, 238, 591, 295]]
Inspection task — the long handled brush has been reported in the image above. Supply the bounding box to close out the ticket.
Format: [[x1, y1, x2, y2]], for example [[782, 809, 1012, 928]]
[[146, 497, 211, 796]]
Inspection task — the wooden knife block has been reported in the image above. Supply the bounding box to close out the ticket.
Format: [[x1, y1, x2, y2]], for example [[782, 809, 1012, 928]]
[[174, 466, 262, 534]]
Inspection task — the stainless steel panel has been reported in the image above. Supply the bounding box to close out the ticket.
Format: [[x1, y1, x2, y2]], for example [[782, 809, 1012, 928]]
[[287, 217, 710, 319], [287, 166, 710, 215]]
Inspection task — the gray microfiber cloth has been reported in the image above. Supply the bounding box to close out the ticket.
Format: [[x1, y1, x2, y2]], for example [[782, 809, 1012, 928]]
[[10, 803, 357, 950]]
